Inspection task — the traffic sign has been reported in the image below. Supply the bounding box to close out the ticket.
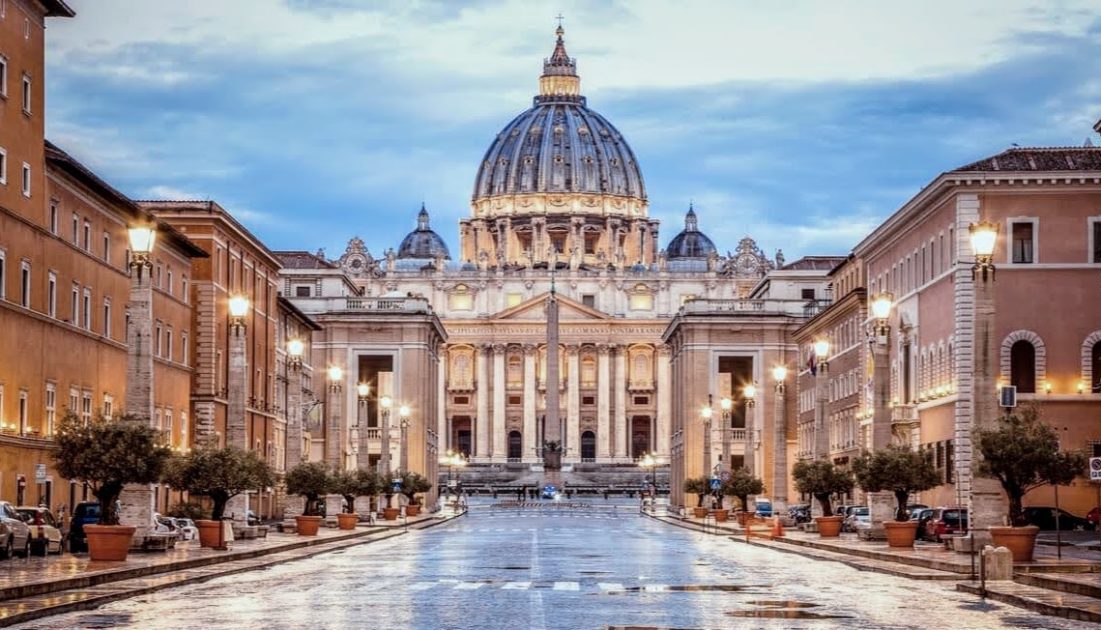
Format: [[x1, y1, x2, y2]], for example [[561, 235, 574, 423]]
[[709, 477, 722, 491], [34, 464, 46, 483], [1089, 457, 1101, 482]]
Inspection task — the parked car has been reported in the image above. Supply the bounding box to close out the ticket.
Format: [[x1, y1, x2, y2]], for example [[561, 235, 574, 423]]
[[924, 507, 969, 542], [1087, 506, 1100, 530], [15, 507, 63, 555], [68, 501, 101, 553], [905, 504, 929, 518], [910, 508, 935, 540], [173, 518, 198, 541], [788, 504, 811, 525], [754, 498, 773, 518], [542, 485, 559, 500], [1021, 507, 1092, 531], [843, 506, 870, 532], [0, 501, 31, 559]]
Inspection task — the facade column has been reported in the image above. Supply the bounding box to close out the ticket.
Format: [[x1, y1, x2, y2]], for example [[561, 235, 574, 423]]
[[438, 354, 447, 452], [614, 345, 628, 460], [596, 344, 611, 459], [772, 377, 788, 514], [656, 344, 671, 456], [475, 344, 490, 460], [522, 344, 537, 462], [286, 368, 304, 467], [566, 345, 581, 462], [119, 255, 156, 536], [491, 344, 507, 461], [869, 331, 895, 528]]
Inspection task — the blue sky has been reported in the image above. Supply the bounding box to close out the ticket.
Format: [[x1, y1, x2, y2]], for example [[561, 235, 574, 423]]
[[45, 0, 1101, 261]]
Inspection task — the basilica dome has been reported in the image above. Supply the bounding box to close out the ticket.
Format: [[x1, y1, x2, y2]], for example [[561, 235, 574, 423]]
[[665, 206, 717, 260], [397, 205, 451, 260], [471, 26, 646, 205]]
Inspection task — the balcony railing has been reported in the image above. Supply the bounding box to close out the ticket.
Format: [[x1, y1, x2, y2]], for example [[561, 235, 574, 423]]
[[680, 298, 832, 317], [363, 428, 381, 440], [891, 404, 918, 425], [293, 296, 434, 315]]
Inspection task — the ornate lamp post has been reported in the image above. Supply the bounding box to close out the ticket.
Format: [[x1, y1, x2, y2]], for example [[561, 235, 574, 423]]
[[771, 365, 789, 513], [399, 404, 412, 473], [380, 394, 393, 476], [813, 339, 831, 464], [699, 399, 714, 476], [226, 295, 250, 453], [639, 452, 659, 509], [441, 450, 467, 502], [121, 224, 156, 535], [968, 220, 1004, 531], [326, 365, 343, 469], [719, 396, 733, 476], [868, 292, 898, 529], [742, 382, 757, 477], [287, 338, 304, 370]]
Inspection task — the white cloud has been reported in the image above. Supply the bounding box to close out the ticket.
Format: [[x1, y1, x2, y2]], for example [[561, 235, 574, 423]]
[[143, 185, 204, 200]]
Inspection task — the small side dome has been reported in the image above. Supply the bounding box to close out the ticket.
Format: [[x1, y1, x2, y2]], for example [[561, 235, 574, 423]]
[[665, 204, 717, 260], [396, 204, 451, 260]]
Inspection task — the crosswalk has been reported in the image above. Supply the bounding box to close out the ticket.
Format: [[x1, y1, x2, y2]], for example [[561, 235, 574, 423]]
[[402, 580, 657, 593]]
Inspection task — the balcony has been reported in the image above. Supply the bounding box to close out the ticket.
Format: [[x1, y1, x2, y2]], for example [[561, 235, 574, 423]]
[[627, 379, 654, 393], [891, 404, 918, 426], [294, 295, 434, 315], [680, 298, 833, 318]]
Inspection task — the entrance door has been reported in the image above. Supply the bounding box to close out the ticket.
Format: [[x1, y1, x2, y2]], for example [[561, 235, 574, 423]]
[[631, 416, 651, 458], [508, 431, 522, 460], [452, 416, 472, 456], [581, 431, 596, 461]]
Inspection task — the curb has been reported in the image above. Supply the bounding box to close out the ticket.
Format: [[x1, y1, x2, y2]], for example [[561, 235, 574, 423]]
[[956, 581, 1101, 624]]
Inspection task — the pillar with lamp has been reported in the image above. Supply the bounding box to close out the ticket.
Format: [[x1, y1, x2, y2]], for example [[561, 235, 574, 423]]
[[638, 452, 660, 509], [967, 219, 1007, 532], [719, 395, 733, 476], [285, 338, 307, 466], [868, 291, 899, 532], [226, 295, 250, 451], [379, 394, 393, 477], [742, 381, 757, 478], [811, 338, 831, 518], [354, 381, 370, 470], [398, 403, 412, 473], [771, 364, 789, 514], [326, 365, 344, 469], [699, 397, 714, 476]]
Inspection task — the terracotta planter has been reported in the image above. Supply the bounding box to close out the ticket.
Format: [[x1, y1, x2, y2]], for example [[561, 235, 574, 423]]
[[405, 505, 421, 517], [990, 525, 1040, 562], [84, 524, 136, 561], [196, 520, 224, 548], [816, 516, 844, 538], [712, 509, 729, 522], [383, 507, 400, 521], [884, 520, 919, 548], [295, 515, 323, 536], [692, 507, 709, 518], [336, 513, 359, 530]]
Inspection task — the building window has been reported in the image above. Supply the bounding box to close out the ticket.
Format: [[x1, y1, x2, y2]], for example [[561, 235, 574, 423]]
[[629, 292, 653, 311], [0, 55, 6, 96], [19, 260, 30, 307], [1011, 221, 1035, 264], [21, 73, 30, 113], [81, 391, 92, 425], [102, 232, 110, 263], [1092, 341, 1101, 394], [801, 288, 816, 300], [47, 201, 58, 234], [47, 271, 56, 317], [449, 287, 473, 311], [70, 283, 78, 324], [0, 147, 6, 185], [164, 409, 173, 445], [180, 412, 188, 447], [18, 390, 27, 434], [21, 162, 30, 197], [0, 384, 4, 430], [82, 288, 91, 330], [68, 387, 78, 416], [82, 221, 91, 252], [292, 284, 310, 298], [581, 294, 595, 308], [181, 331, 189, 365], [155, 263, 162, 288], [71, 214, 79, 244], [166, 327, 173, 360], [181, 276, 189, 303], [45, 382, 56, 436], [1010, 340, 1036, 393], [506, 293, 523, 308], [1092, 219, 1101, 264], [166, 269, 173, 295], [103, 298, 112, 338], [155, 323, 163, 357], [103, 394, 114, 420]]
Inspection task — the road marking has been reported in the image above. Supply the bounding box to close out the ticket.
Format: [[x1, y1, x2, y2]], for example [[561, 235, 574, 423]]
[[553, 581, 580, 591], [502, 581, 532, 590], [455, 582, 485, 590], [598, 582, 625, 592], [409, 582, 436, 591]]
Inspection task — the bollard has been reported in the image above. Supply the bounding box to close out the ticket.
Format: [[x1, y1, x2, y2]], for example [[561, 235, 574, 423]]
[[982, 545, 1013, 581]]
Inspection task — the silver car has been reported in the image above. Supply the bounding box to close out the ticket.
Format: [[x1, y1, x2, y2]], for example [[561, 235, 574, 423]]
[[0, 501, 31, 559], [173, 518, 198, 541]]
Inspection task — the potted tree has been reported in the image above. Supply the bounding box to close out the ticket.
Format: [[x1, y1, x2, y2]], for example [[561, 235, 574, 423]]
[[976, 406, 1087, 561], [381, 474, 400, 521], [285, 461, 331, 536], [852, 445, 940, 547], [792, 460, 854, 537], [684, 476, 711, 518], [399, 471, 432, 517], [163, 446, 274, 548], [331, 468, 380, 530], [722, 468, 765, 526], [53, 413, 171, 561]]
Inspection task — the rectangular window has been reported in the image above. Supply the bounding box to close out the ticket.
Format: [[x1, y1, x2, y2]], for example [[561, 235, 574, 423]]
[[155, 263, 162, 288], [180, 412, 188, 447], [801, 288, 816, 300], [155, 323, 163, 356], [81, 391, 92, 425], [449, 292, 473, 310], [181, 331, 189, 365], [1011, 221, 1035, 264], [166, 269, 173, 295], [181, 276, 189, 303], [0, 147, 6, 185], [47, 271, 56, 317], [71, 214, 79, 244], [70, 283, 79, 324], [294, 285, 311, 297], [0, 55, 7, 96], [19, 260, 30, 307], [21, 162, 30, 197], [1092, 219, 1101, 264], [21, 73, 30, 113], [629, 293, 653, 310], [0, 384, 4, 430], [103, 298, 111, 338], [581, 294, 595, 308], [154, 408, 162, 433], [82, 288, 91, 330], [102, 232, 110, 263], [18, 390, 27, 434], [164, 409, 173, 445], [506, 293, 523, 308], [102, 394, 114, 420], [0, 249, 5, 299], [45, 382, 56, 436], [68, 387, 79, 416], [166, 327, 173, 361], [49, 201, 58, 234], [82, 221, 91, 252]]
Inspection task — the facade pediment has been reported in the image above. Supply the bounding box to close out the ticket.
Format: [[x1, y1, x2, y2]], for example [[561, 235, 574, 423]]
[[492, 292, 612, 321]]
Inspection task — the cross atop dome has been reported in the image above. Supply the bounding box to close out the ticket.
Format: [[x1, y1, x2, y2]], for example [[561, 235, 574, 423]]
[[539, 21, 581, 102]]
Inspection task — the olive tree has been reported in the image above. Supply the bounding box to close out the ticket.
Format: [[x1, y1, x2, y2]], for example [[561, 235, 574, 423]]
[[721, 468, 765, 512], [163, 447, 275, 521], [285, 461, 332, 516], [684, 476, 711, 508], [331, 468, 381, 514], [792, 460, 854, 517], [852, 445, 940, 521]]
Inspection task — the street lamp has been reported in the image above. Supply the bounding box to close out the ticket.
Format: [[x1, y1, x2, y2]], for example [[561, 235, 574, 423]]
[[813, 338, 830, 471], [969, 220, 998, 280], [127, 224, 156, 276], [699, 398, 713, 475], [327, 365, 344, 392], [742, 383, 757, 407], [639, 452, 659, 506], [228, 295, 250, 334], [719, 396, 732, 475], [287, 338, 305, 371], [399, 404, 412, 473], [772, 364, 789, 514], [325, 365, 344, 469], [870, 292, 894, 339], [380, 395, 393, 476], [441, 450, 468, 502], [356, 382, 370, 403], [968, 219, 1003, 531], [122, 222, 157, 534]]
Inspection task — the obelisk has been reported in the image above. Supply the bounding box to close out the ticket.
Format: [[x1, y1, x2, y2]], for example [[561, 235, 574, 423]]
[[544, 253, 562, 470]]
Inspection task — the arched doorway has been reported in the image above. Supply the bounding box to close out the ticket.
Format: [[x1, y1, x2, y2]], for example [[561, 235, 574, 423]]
[[508, 430, 522, 460], [631, 416, 651, 458], [581, 431, 596, 461], [1010, 340, 1036, 393]]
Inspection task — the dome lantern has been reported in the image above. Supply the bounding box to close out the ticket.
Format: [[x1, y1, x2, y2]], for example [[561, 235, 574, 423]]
[[396, 204, 451, 260], [665, 204, 717, 260]]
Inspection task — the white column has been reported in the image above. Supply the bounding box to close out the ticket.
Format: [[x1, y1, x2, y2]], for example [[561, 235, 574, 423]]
[[437, 354, 447, 451], [492, 344, 507, 461], [597, 344, 611, 459], [614, 345, 628, 460], [523, 344, 537, 462], [656, 345, 671, 456], [475, 345, 489, 460], [566, 345, 580, 462]]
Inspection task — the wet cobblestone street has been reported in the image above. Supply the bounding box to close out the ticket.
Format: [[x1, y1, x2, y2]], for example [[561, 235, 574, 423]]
[[12, 501, 1096, 629]]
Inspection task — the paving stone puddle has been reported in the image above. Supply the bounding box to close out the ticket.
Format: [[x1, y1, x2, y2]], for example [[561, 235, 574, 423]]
[[7, 501, 1096, 629]]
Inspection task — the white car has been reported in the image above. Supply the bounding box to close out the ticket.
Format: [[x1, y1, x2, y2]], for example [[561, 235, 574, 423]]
[[173, 518, 198, 541], [0, 501, 31, 559], [15, 507, 63, 555]]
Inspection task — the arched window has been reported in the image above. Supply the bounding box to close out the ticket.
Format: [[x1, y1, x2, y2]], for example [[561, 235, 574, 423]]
[[581, 431, 596, 461], [1092, 341, 1101, 393], [508, 430, 522, 460], [1010, 340, 1036, 393]]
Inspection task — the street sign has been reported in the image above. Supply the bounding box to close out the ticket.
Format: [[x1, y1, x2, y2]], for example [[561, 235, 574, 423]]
[[709, 477, 721, 491], [1089, 457, 1101, 482], [448, 479, 458, 488], [999, 386, 1017, 408], [34, 464, 46, 483]]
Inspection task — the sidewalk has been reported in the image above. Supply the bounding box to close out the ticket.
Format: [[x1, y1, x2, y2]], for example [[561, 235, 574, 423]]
[[0, 509, 463, 627], [645, 510, 1101, 623]]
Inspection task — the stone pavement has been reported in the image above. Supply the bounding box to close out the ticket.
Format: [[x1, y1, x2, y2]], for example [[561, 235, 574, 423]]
[[0, 509, 464, 627]]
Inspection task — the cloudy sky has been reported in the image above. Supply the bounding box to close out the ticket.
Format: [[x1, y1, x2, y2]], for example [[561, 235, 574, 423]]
[[45, 0, 1101, 261]]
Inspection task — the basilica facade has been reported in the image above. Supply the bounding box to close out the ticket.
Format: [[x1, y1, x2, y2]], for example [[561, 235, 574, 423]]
[[278, 27, 797, 472]]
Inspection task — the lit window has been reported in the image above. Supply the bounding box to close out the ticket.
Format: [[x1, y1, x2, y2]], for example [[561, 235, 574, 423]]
[[103, 394, 114, 420], [80, 391, 91, 424], [68, 387, 78, 417], [449, 285, 473, 311], [506, 293, 523, 308]]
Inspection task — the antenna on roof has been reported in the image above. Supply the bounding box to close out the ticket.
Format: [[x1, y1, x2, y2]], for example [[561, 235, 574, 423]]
[[1087, 137, 1095, 148], [1011, 143, 1020, 148]]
